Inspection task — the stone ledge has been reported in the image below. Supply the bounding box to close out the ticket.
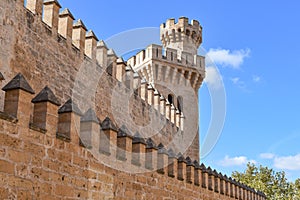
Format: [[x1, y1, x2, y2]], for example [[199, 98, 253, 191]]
[[29, 123, 47, 134], [0, 112, 18, 123]]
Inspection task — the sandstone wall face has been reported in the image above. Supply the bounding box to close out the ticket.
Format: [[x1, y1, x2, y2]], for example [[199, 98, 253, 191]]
[[0, 0, 266, 199], [0, 108, 264, 199]]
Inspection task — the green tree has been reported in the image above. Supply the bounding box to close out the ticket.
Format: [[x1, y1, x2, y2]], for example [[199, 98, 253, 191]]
[[232, 163, 300, 200]]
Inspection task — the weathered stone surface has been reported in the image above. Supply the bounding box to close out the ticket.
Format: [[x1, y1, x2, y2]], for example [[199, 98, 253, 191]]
[[101, 117, 118, 131], [32, 86, 60, 106], [146, 138, 157, 149], [0, 1, 265, 199], [58, 98, 82, 115], [132, 132, 146, 144], [2, 73, 34, 94], [59, 8, 75, 19], [81, 108, 99, 123]]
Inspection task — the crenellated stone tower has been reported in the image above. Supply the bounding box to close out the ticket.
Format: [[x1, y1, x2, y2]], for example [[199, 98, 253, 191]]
[[160, 17, 202, 57], [128, 17, 205, 160]]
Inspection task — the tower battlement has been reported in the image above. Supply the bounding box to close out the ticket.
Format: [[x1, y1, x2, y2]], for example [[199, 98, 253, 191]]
[[160, 17, 202, 56], [127, 44, 205, 90]]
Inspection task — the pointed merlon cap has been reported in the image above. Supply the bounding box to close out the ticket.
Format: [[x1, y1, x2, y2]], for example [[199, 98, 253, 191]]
[[116, 57, 125, 64], [176, 109, 181, 114], [59, 8, 75, 20], [0, 72, 5, 81], [218, 172, 223, 179], [107, 49, 117, 57], [132, 132, 146, 144], [177, 152, 186, 163], [125, 65, 133, 72], [171, 104, 176, 110], [207, 166, 213, 175], [193, 160, 200, 169], [167, 148, 176, 158], [154, 90, 160, 96], [146, 138, 157, 149], [199, 163, 207, 171], [58, 98, 82, 115], [107, 49, 115, 56], [133, 72, 140, 79], [165, 99, 171, 105], [160, 95, 166, 101], [157, 143, 168, 155], [147, 84, 155, 91], [81, 108, 99, 123], [86, 30, 99, 41], [97, 40, 108, 49], [236, 181, 242, 187], [32, 86, 60, 106], [223, 174, 229, 181], [186, 156, 194, 166], [213, 169, 218, 176], [101, 117, 118, 132], [73, 19, 87, 31], [117, 125, 132, 138], [2, 73, 34, 94], [43, 0, 62, 8], [141, 78, 147, 84]]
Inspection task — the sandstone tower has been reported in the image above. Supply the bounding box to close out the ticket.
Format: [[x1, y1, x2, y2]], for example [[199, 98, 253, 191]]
[[128, 17, 205, 160]]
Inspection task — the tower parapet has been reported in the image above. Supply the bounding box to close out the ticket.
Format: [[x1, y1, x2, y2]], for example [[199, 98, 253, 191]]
[[160, 17, 202, 57]]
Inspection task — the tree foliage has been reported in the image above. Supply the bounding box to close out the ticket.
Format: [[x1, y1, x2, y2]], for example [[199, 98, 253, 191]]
[[232, 163, 300, 200]]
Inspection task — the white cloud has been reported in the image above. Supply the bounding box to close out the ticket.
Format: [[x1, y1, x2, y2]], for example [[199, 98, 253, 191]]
[[206, 48, 250, 69], [259, 153, 275, 159], [231, 77, 241, 84], [204, 66, 223, 90], [219, 155, 257, 167], [230, 77, 246, 89], [274, 154, 300, 170], [253, 75, 261, 83]]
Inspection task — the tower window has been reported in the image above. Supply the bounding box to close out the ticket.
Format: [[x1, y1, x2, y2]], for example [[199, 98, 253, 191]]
[[177, 96, 183, 112], [192, 31, 196, 39], [168, 94, 174, 104], [186, 29, 190, 36]]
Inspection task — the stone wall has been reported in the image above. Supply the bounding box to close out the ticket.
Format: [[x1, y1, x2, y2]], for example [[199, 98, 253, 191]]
[[0, 0, 266, 199], [0, 76, 265, 199]]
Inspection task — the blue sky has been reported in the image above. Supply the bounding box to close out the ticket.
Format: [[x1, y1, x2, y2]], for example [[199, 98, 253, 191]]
[[58, 0, 300, 180]]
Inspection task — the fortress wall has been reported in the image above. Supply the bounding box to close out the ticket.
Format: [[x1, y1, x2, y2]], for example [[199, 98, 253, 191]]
[[0, 1, 266, 199], [0, 81, 264, 199], [0, 0, 182, 153]]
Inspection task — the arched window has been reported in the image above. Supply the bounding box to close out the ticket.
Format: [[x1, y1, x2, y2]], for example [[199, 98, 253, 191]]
[[192, 31, 197, 39], [168, 94, 174, 104], [177, 96, 183, 112], [186, 29, 190, 36]]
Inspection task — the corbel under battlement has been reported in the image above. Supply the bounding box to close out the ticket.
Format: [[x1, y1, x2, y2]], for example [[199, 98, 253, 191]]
[[127, 44, 205, 74]]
